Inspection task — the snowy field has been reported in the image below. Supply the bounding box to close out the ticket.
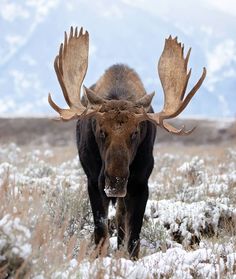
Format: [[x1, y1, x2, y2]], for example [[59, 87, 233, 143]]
[[0, 142, 236, 278]]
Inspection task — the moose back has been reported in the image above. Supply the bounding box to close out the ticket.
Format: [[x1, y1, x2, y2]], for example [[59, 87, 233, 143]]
[[49, 27, 206, 259]]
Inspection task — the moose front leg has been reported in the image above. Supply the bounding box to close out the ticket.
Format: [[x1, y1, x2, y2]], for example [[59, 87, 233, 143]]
[[88, 179, 110, 255], [125, 186, 148, 259], [116, 198, 126, 250]]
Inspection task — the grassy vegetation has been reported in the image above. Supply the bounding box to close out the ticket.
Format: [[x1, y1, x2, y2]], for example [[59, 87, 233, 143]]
[[0, 141, 235, 278]]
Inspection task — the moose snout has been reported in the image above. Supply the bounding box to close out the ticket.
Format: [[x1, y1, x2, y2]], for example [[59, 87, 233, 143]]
[[104, 173, 128, 197]]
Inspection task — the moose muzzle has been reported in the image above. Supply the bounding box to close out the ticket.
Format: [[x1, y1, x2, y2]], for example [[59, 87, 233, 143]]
[[104, 174, 128, 197]]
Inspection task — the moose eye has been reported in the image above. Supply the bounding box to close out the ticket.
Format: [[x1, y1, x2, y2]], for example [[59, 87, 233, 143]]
[[99, 130, 106, 140], [131, 130, 139, 141]]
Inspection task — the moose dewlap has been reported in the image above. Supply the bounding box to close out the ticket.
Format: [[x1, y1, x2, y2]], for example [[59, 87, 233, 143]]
[[48, 26, 206, 259]]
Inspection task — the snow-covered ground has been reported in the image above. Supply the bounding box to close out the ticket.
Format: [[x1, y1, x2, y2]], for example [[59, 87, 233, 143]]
[[0, 143, 235, 278]]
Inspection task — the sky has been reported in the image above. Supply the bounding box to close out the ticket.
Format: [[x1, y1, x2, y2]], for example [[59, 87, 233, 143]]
[[0, 0, 236, 118]]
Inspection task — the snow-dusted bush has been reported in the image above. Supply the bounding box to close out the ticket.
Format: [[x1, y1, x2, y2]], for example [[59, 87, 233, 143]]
[[0, 215, 31, 276], [0, 142, 235, 278], [145, 199, 235, 248], [177, 156, 205, 185]]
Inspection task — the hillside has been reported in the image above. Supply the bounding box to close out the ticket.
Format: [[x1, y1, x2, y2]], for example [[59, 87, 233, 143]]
[[0, 117, 235, 146]]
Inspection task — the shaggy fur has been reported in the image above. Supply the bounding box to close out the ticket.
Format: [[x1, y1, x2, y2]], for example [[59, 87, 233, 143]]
[[76, 64, 156, 258]]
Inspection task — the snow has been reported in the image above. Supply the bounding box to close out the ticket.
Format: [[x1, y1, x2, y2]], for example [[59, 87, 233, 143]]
[[76, 246, 234, 279], [0, 215, 32, 259], [145, 199, 235, 248], [0, 142, 235, 277]]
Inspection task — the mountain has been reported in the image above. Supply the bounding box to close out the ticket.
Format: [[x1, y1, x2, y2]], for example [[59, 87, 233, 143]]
[[0, 0, 236, 118]]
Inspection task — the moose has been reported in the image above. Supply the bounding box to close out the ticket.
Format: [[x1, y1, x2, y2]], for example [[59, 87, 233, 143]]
[[48, 27, 206, 259]]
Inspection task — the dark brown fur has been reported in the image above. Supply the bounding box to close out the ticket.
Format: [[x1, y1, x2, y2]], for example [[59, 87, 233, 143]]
[[76, 64, 156, 258]]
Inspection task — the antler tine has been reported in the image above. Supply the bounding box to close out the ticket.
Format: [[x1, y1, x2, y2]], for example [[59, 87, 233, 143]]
[[69, 26, 73, 40], [48, 93, 78, 120], [180, 68, 191, 101], [53, 55, 69, 108], [64, 31, 68, 55], [185, 48, 191, 70], [48, 26, 90, 120], [172, 67, 206, 118], [147, 36, 206, 135], [58, 44, 63, 74], [75, 26, 78, 37], [162, 121, 196, 135]]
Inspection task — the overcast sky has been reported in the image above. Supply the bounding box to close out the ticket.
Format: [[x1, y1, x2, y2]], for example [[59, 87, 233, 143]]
[[0, 0, 236, 118]]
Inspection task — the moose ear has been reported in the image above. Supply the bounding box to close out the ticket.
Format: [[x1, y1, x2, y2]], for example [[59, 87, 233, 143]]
[[135, 92, 155, 111], [83, 86, 105, 106]]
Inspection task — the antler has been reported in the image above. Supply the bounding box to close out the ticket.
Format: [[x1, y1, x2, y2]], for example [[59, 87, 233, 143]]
[[148, 36, 206, 134], [48, 26, 89, 120]]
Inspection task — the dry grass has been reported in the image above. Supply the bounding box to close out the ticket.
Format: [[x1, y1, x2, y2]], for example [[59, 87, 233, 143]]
[[0, 140, 235, 278]]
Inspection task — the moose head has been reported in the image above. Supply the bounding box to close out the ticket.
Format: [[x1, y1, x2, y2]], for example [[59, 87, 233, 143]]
[[48, 27, 206, 198]]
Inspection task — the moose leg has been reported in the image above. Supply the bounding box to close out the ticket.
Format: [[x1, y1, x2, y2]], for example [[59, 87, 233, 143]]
[[125, 186, 148, 259], [88, 180, 110, 254], [116, 198, 126, 250]]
